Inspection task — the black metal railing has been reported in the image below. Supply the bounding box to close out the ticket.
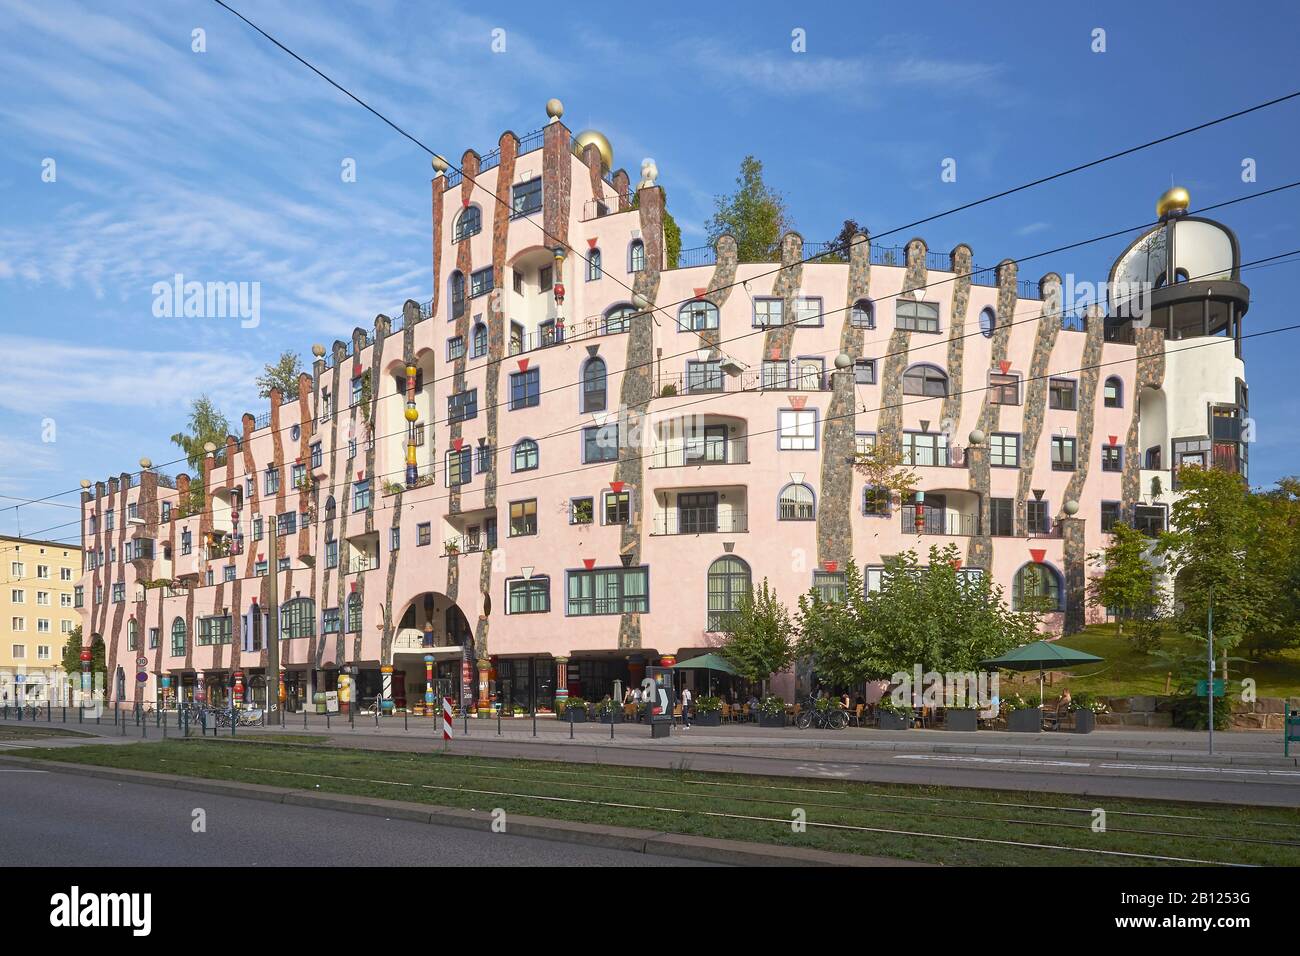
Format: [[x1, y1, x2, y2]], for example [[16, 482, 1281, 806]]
[[651, 510, 748, 535], [901, 507, 980, 536], [649, 444, 748, 468]]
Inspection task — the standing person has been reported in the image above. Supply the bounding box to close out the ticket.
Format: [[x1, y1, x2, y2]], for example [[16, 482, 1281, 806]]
[[681, 686, 692, 729]]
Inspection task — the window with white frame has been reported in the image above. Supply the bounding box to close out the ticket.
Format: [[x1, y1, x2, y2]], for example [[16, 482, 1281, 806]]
[[778, 409, 817, 450]]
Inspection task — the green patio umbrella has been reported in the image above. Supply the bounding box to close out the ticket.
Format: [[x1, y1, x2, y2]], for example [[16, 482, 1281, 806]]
[[672, 653, 738, 696], [981, 641, 1104, 704]]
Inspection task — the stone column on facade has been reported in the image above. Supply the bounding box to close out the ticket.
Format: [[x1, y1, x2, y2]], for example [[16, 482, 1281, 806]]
[[1061, 516, 1087, 635], [477, 658, 492, 713]]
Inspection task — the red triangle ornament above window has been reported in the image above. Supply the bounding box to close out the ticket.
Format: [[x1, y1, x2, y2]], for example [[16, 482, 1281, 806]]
[[1030, 548, 1046, 564]]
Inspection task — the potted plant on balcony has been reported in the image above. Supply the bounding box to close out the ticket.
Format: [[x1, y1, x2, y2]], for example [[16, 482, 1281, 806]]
[[693, 695, 723, 727], [876, 696, 912, 731], [596, 698, 622, 723], [443, 538, 460, 556], [757, 695, 786, 728]]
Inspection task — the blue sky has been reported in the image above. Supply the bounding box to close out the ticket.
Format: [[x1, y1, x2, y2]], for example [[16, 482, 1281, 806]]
[[1, 0, 1297, 543]]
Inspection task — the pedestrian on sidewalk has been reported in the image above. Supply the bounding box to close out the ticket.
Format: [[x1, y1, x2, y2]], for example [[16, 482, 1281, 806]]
[[681, 687, 692, 728]]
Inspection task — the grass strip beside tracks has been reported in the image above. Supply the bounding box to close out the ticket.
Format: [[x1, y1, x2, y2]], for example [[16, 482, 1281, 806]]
[[16, 739, 1300, 866]]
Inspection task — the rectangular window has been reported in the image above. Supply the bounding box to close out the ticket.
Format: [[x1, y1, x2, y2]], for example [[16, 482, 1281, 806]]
[[511, 177, 542, 217], [863, 486, 890, 517], [509, 499, 538, 537], [603, 491, 631, 525], [582, 424, 619, 463], [161, 501, 171, 522], [1027, 499, 1050, 534], [778, 409, 817, 451], [278, 556, 290, 572], [753, 298, 783, 327], [813, 571, 846, 603], [854, 432, 876, 457], [685, 361, 724, 393], [291, 463, 306, 488], [448, 389, 478, 423], [264, 467, 280, 494], [570, 497, 593, 524], [447, 336, 465, 361], [990, 373, 1020, 405], [470, 266, 494, 298], [761, 360, 790, 390], [896, 300, 940, 333], [509, 322, 524, 355], [1104, 379, 1122, 407], [1049, 378, 1078, 410], [352, 480, 371, 512], [277, 512, 297, 536], [1101, 501, 1121, 532], [223, 565, 236, 582], [417, 523, 431, 546], [566, 567, 649, 616], [446, 449, 471, 487], [512, 271, 524, 295], [900, 431, 949, 467], [325, 539, 338, 569], [854, 359, 876, 385], [198, 615, 233, 646], [1134, 504, 1166, 537], [475, 443, 492, 474], [989, 432, 1020, 468], [254, 560, 268, 577], [252, 517, 264, 541], [1051, 436, 1077, 471], [1101, 444, 1122, 472], [389, 528, 400, 551], [509, 368, 540, 409], [539, 265, 553, 292], [989, 498, 1015, 536], [793, 297, 823, 326], [311, 443, 322, 468], [508, 577, 550, 614], [323, 608, 340, 634]]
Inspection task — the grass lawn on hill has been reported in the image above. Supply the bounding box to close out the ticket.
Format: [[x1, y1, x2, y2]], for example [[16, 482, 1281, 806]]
[[1012, 624, 1300, 700]]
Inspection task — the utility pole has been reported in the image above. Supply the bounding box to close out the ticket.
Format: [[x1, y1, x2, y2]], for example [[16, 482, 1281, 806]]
[[267, 519, 280, 722], [1207, 585, 1215, 756]]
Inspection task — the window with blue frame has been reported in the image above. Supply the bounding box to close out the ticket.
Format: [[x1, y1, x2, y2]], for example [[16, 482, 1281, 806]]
[[511, 178, 542, 217], [447, 336, 465, 361], [582, 424, 619, 462], [513, 439, 539, 472], [446, 448, 471, 487], [586, 248, 602, 281], [566, 566, 649, 616], [470, 266, 494, 298], [448, 389, 477, 423], [352, 479, 371, 512], [471, 323, 488, 358], [509, 367, 540, 409], [475, 443, 492, 473]]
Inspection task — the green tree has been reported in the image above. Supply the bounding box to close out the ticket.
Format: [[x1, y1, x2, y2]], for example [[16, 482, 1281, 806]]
[[255, 350, 303, 399], [705, 156, 792, 263], [1156, 466, 1270, 664], [60, 626, 101, 676], [719, 578, 794, 695], [170, 396, 230, 514], [1087, 522, 1160, 641], [795, 561, 875, 689], [818, 219, 866, 264], [1242, 476, 1300, 655]]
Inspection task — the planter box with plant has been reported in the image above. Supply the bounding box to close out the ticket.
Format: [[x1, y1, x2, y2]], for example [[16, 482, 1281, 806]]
[[876, 699, 911, 731], [596, 700, 622, 723], [692, 696, 723, 727], [1007, 707, 1042, 733], [758, 695, 786, 728], [944, 708, 979, 732], [560, 698, 587, 723]]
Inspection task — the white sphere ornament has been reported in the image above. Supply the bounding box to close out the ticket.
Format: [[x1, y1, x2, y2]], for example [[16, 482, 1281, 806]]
[[545, 98, 564, 122], [834, 352, 853, 370], [968, 429, 986, 446], [1063, 499, 1080, 516], [632, 293, 651, 310]]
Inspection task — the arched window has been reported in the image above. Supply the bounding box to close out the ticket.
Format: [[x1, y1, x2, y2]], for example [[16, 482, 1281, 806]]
[[281, 598, 316, 639], [979, 306, 996, 338], [629, 239, 645, 273], [324, 496, 336, 522], [128, 617, 139, 650], [512, 438, 539, 472], [902, 364, 948, 397], [170, 617, 187, 656], [777, 483, 815, 520], [471, 322, 487, 358], [347, 593, 363, 633], [450, 271, 466, 319], [1103, 376, 1123, 408], [586, 248, 602, 282], [851, 299, 874, 329], [677, 300, 719, 332], [1013, 563, 1063, 612], [707, 556, 752, 631], [453, 205, 481, 243], [603, 304, 636, 334], [581, 358, 607, 413]]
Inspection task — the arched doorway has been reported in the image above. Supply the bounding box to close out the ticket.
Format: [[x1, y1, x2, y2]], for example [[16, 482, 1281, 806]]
[[389, 592, 474, 714]]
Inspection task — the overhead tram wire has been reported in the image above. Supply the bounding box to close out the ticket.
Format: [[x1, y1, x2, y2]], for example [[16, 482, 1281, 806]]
[[7, 182, 1296, 526], [21, 255, 1300, 559]]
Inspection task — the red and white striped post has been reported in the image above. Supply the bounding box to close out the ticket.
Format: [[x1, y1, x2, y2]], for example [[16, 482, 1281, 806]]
[[442, 696, 454, 743]]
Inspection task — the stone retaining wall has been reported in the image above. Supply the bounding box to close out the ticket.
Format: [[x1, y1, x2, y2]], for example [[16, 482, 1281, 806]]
[[1095, 694, 1287, 730]]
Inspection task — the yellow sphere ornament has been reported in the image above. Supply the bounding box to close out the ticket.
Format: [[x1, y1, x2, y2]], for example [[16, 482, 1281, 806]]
[[404, 405, 419, 422], [1156, 186, 1190, 219]]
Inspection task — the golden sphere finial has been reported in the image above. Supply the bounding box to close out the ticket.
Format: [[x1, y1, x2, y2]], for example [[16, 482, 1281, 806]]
[[573, 129, 613, 172], [1156, 186, 1190, 219]]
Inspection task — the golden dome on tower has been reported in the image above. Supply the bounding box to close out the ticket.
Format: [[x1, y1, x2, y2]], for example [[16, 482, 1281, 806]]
[[573, 129, 613, 171], [1156, 186, 1190, 219]]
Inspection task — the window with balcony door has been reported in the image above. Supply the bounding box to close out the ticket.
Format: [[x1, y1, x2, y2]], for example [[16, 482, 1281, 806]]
[[707, 556, 751, 631], [673, 492, 714, 533]]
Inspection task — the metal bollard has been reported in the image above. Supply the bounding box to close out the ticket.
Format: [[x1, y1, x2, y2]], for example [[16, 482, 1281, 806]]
[[47, 701, 52, 722], [570, 707, 575, 740], [497, 708, 502, 737], [533, 708, 537, 737], [120, 712, 126, 735], [404, 713, 408, 732], [141, 716, 146, 738], [304, 710, 308, 729]]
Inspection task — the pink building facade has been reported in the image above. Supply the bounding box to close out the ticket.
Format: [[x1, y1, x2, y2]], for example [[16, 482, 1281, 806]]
[[78, 106, 1250, 715]]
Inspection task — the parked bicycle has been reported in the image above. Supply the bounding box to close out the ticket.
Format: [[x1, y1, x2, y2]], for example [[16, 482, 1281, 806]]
[[794, 697, 848, 730]]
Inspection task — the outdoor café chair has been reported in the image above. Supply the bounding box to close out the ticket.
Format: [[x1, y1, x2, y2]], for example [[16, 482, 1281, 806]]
[[1042, 699, 1068, 731]]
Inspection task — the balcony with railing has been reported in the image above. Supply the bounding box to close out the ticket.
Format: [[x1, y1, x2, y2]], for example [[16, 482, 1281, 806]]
[[901, 505, 980, 537], [651, 508, 748, 536], [649, 418, 748, 469]]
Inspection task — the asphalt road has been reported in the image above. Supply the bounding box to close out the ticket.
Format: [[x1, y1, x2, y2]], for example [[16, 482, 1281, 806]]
[[0, 767, 711, 866]]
